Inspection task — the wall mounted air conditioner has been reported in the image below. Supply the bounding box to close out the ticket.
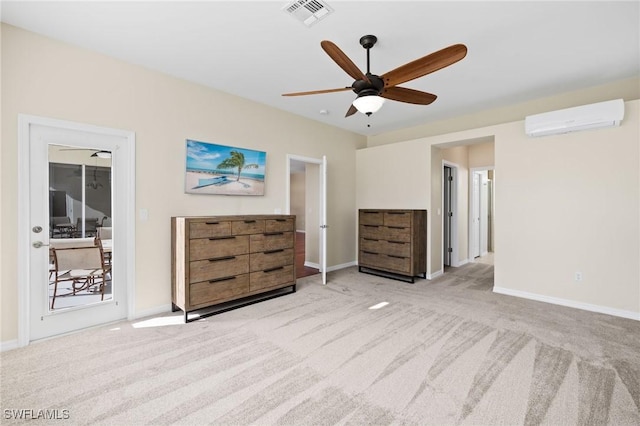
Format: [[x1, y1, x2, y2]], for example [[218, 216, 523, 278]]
[[524, 99, 625, 137]]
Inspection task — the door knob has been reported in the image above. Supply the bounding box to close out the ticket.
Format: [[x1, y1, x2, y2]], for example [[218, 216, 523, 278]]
[[32, 226, 43, 233], [32, 241, 49, 248]]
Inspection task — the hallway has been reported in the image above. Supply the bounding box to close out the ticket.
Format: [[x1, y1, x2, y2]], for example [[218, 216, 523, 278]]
[[296, 231, 319, 278]]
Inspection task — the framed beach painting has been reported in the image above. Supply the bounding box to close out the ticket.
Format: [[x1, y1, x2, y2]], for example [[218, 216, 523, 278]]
[[185, 139, 266, 196]]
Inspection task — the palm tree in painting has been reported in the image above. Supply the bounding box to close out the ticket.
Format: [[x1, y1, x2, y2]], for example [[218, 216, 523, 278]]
[[217, 150, 258, 181]]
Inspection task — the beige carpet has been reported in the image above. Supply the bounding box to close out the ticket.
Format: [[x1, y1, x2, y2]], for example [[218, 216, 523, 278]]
[[1, 264, 639, 425]]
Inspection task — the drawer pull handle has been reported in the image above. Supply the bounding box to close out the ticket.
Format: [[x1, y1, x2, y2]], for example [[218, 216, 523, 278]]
[[209, 276, 235, 283], [205, 221, 220, 225], [363, 250, 378, 255], [265, 249, 284, 254], [363, 211, 379, 214], [387, 212, 406, 215], [387, 255, 406, 259], [264, 266, 284, 273], [364, 225, 379, 228], [388, 226, 405, 229], [275, 219, 287, 222], [264, 232, 284, 236], [244, 220, 257, 223], [209, 236, 236, 241], [208, 256, 236, 262], [388, 241, 405, 244], [363, 238, 378, 241]]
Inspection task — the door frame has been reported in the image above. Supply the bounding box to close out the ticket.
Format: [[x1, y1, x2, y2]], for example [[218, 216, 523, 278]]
[[442, 160, 460, 268], [17, 114, 136, 347], [469, 166, 494, 261], [285, 154, 327, 284]]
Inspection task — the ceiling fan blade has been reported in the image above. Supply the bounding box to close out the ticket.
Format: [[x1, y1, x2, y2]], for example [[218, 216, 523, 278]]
[[381, 44, 467, 88], [345, 104, 358, 117], [381, 87, 437, 105], [321, 40, 369, 83], [282, 87, 352, 97]]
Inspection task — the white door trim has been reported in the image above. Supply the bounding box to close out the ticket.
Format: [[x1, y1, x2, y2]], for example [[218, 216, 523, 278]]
[[17, 114, 136, 347], [285, 154, 327, 283], [469, 166, 494, 262]]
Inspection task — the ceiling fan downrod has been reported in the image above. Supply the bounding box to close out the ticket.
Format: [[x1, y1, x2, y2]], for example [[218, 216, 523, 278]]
[[359, 34, 377, 75]]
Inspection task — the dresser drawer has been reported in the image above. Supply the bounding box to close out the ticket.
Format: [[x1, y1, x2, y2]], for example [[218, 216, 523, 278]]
[[232, 219, 265, 235], [189, 235, 249, 261], [250, 248, 294, 272], [382, 226, 411, 242], [250, 232, 293, 253], [265, 218, 294, 232], [359, 210, 384, 226], [189, 254, 249, 283], [250, 265, 294, 291], [360, 251, 411, 274], [189, 274, 250, 306], [189, 220, 231, 238], [384, 211, 412, 227], [360, 238, 411, 257], [360, 224, 383, 240]]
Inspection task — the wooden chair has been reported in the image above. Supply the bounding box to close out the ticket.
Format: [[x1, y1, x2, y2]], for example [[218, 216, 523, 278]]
[[49, 240, 109, 309]]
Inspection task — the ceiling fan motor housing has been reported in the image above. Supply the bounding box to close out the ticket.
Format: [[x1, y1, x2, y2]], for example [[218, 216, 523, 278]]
[[352, 74, 384, 95]]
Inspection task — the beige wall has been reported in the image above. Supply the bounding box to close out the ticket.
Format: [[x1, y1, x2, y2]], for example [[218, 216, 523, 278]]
[[357, 99, 639, 316], [0, 24, 366, 342]]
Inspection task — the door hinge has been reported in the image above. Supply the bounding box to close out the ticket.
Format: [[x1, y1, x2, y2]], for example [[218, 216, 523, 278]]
[[448, 247, 453, 253], [448, 176, 453, 181]]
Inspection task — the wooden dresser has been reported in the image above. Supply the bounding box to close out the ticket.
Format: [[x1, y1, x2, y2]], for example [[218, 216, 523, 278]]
[[172, 215, 296, 321], [358, 209, 427, 283]]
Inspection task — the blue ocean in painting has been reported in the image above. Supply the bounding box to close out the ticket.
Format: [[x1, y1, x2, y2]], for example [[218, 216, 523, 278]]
[[185, 139, 266, 182]]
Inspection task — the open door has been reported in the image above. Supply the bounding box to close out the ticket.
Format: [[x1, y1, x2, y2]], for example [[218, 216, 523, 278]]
[[321, 155, 327, 285], [286, 154, 328, 284]]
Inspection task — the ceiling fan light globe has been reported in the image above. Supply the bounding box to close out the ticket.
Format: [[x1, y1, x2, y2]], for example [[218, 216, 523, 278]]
[[353, 95, 385, 115]]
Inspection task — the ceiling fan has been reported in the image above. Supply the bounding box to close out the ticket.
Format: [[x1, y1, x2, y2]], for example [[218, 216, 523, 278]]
[[59, 148, 112, 158], [283, 35, 467, 117]]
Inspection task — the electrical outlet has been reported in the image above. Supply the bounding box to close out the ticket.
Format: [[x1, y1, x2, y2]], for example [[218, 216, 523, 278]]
[[575, 271, 583, 282]]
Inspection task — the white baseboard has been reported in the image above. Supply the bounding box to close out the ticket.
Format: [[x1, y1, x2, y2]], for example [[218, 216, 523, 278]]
[[428, 269, 443, 279], [328, 261, 357, 272], [130, 304, 173, 320], [493, 286, 640, 321], [1, 339, 19, 352], [304, 261, 320, 269]]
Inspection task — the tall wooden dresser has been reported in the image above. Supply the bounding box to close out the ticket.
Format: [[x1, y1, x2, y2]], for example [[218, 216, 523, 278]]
[[172, 215, 296, 321], [358, 209, 427, 283]]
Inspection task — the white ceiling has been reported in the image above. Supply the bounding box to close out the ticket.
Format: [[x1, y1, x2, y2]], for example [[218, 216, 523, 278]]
[[2, 1, 639, 136]]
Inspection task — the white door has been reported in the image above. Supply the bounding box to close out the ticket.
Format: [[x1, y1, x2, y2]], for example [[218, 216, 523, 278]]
[[20, 116, 135, 343], [470, 172, 481, 258], [285, 154, 328, 284], [479, 172, 489, 256], [320, 155, 327, 285]]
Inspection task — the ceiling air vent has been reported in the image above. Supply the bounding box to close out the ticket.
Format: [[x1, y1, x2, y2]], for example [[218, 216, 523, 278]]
[[283, 0, 334, 27]]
